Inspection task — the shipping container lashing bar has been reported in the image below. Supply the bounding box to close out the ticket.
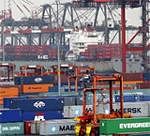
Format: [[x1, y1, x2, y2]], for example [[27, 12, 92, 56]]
[[0, 63, 15, 81], [74, 74, 131, 136]]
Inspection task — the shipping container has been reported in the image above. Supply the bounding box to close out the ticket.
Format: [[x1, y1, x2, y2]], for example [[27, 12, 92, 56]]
[[24, 121, 32, 135], [0, 122, 24, 135], [22, 83, 53, 93], [0, 86, 19, 104], [39, 119, 76, 135], [123, 73, 144, 81], [100, 117, 150, 135], [143, 73, 150, 81], [64, 102, 149, 118], [114, 94, 141, 102], [113, 102, 149, 117], [14, 75, 54, 85], [22, 111, 64, 121], [0, 86, 19, 96], [31, 121, 41, 135], [4, 97, 64, 111], [0, 109, 22, 123]]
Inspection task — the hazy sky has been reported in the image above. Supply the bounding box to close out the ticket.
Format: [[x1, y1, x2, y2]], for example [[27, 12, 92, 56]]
[[1, 0, 142, 26]]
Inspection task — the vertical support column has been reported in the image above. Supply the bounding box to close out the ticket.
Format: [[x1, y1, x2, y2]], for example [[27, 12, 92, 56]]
[[121, 4, 126, 73], [93, 89, 97, 124], [120, 75, 124, 118], [83, 90, 86, 115], [75, 67, 78, 92], [109, 81, 113, 113]]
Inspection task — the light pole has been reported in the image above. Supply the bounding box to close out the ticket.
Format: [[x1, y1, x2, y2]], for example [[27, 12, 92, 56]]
[[56, 0, 61, 96]]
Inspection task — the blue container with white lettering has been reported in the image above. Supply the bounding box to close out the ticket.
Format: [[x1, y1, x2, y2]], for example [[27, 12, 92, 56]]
[[22, 111, 63, 121], [4, 97, 64, 112], [0, 109, 22, 123], [114, 95, 141, 102], [14, 75, 54, 85]]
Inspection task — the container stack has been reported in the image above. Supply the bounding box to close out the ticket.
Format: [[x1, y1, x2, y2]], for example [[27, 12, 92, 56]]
[[14, 75, 54, 94], [4, 97, 64, 121], [0, 109, 24, 135]]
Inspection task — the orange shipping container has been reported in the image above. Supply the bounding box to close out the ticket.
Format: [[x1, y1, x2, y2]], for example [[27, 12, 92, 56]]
[[22, 84, 53, 93], [0, 86, 19, 97], [0, 86, 19, 105]]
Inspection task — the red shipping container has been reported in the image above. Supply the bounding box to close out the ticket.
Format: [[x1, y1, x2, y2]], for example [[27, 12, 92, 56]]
[[24, 121, 32, 135]]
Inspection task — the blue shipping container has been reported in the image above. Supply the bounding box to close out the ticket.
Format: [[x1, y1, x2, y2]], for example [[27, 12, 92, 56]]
[[114, 95, 141, 102], [0, 109, 22, 123], [140, 95, 150, 101], [4, 97, 64, 112], [22, 111, 63, 121], [14, 75, 54, 85], [143, 73, 150, 81]]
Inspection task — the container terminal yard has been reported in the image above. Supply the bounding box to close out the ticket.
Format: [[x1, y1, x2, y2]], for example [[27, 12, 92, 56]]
[[0, 0, 150, 135]]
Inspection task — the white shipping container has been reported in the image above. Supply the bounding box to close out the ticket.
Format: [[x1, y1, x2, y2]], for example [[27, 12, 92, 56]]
[[39, 119, 76, 135], [64, 105, 96, 118], [113, 102, 149, 117], [31, 121, 43, 135], [64, 105, 82, 118]]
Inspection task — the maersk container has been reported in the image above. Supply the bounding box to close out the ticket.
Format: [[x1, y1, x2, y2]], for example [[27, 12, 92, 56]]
[[100, 117, 150, 135], [22, 111, 64, 121], [39, 119, 76, 135], [0, 122, 24, 135], [0, 109, 22, 123], [14, 75, 54, 85], [4, 97, 64, 111], [113, 102, 149, 117]]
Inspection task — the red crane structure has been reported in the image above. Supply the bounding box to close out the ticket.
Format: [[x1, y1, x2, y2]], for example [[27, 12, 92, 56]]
[[72, 0, 148, 73]]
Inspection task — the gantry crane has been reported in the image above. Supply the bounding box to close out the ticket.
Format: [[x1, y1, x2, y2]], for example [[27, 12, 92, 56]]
[[74, 73, 131, 136], [67, 65, 95, 92], [72, 0, 149, 73], [0, 63, 15, 81], [19, 65, 45, 76]]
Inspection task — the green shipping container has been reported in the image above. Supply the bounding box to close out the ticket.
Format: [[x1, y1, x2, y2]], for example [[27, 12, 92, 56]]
[[0, 122, 24, 135], [100, 117, 150, 135]]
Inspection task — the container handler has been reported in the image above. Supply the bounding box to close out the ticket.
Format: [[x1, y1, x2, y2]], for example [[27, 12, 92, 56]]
[[74, 74, 131, 136], [68, 65, 95, 92], [19, 65, 45, 76]]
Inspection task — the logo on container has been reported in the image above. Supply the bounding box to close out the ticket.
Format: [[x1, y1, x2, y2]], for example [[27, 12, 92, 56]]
[[34, 77, 43, 83], [33, 101, 45, 108]]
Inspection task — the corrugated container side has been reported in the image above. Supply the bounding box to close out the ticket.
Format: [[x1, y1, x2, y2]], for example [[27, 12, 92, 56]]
[[39, 119, 76, 135], [22, 111, 64, 121], [143, 73, 150, 81], [123, 73, 143, 81], [100, 117, 150, 135], [113, 102, 149, 117], [0, 122, 24, 135], [114, 95, 141, 102], [3, 97, 64, 111], [0, 109, 22, 123], [14, 75, 54, 85], [22, 83, 53, 93], [24, 121, 32, 135], [31, 121, 42, 135]]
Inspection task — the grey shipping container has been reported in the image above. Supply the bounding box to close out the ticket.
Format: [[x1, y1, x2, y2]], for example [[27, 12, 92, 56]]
[[0, 122, 24, 135], [39, 119, 76, 135], [31, 121, 42, 135]]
